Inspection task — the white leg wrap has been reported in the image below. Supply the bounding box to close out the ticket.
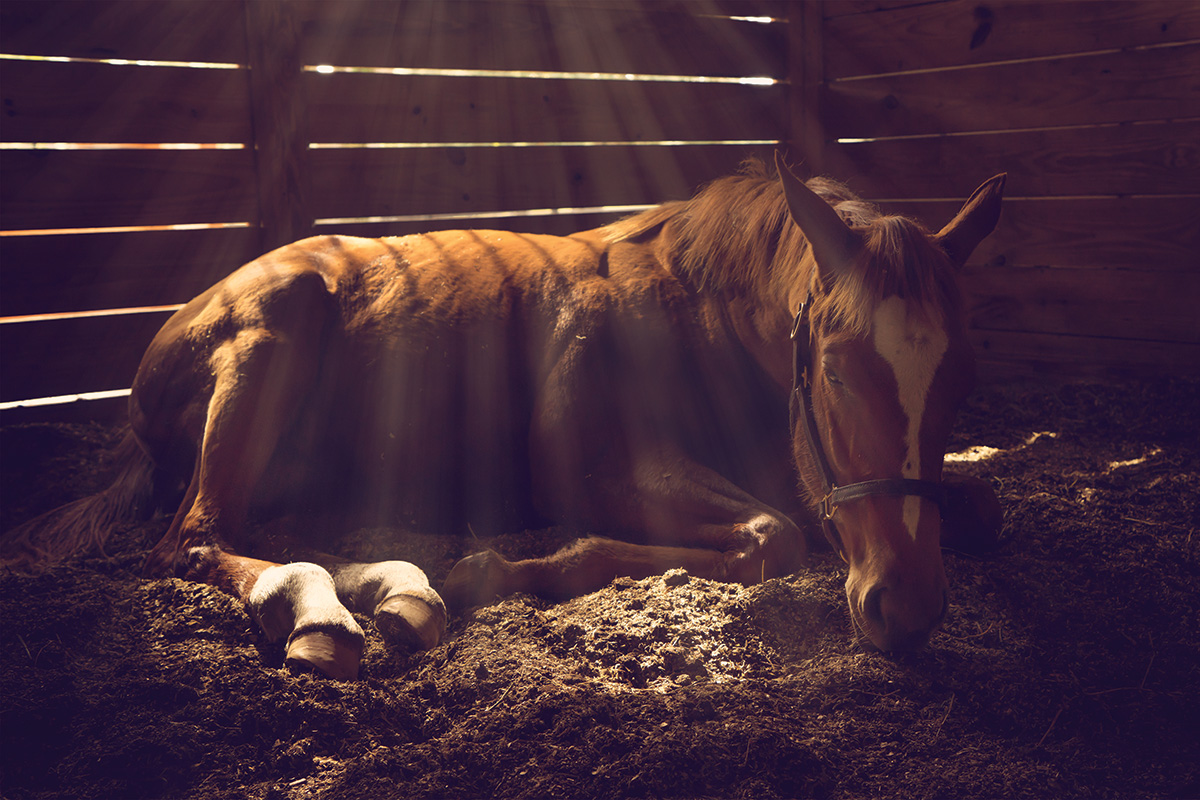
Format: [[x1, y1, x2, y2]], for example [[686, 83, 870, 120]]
[[332, 561, 447, 650], [246, 562, 365, 645], [332, 560, 442, 613]]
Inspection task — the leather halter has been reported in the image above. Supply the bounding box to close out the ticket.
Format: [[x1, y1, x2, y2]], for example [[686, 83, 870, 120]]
[[788, 296, 948, 560]]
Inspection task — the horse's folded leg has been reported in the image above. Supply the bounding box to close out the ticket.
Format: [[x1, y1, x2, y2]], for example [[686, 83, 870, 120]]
[[940, 473, 1003, 555], [246, 562, 365, 680], [441, 550, 515, 612], [331, 561, 448, 652]]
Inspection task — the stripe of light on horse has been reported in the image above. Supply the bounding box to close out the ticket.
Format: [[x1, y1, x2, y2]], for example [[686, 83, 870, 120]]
[[872, 296, 949, 541]]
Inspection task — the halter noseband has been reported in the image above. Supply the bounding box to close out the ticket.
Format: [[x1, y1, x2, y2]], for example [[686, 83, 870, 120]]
[[789, 296, 948, 560]]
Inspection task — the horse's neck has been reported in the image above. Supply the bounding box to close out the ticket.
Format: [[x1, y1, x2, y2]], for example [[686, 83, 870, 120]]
[[640, 209, 807, 395], [720, 242, 816, 394], [716, 295, 795, 393]]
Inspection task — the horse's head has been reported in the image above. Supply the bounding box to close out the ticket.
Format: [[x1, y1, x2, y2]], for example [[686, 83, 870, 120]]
[[776, 155, 1005, 651]]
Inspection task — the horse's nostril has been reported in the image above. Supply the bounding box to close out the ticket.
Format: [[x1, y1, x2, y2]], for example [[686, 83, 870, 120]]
[[863, 584, 886, 629]]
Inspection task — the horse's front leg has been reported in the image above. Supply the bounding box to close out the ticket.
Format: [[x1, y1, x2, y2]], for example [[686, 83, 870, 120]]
[[602, 449, 809, 585], [443, 450, 807, 609]]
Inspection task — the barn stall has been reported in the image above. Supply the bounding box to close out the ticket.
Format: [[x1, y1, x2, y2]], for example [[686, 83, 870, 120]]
[[1, 1, 1198, 798]]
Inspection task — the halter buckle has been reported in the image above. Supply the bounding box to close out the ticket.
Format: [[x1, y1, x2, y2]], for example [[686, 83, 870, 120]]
[[818, 492, 837, 521]]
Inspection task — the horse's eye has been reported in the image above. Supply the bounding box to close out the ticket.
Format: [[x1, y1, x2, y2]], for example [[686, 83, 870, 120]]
[[826, 370, 843, 387]]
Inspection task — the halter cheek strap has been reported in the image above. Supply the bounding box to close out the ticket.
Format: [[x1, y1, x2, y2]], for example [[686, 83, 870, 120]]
[[788, 296, 948, 560]]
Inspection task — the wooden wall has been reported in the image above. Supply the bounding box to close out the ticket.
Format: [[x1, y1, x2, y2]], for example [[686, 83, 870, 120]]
[[808, 0, 1200, 381], [0, 0, 785, 422], [2, 0, 1197, 425]]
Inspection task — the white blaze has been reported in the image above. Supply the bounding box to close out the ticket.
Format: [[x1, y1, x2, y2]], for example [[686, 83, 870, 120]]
[[872, 296, 948, 540]]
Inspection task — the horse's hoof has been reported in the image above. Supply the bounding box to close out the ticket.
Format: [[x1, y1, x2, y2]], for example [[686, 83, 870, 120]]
[[374, 594, 447, 652], [143, 539, 189, 578], [442, 550, 513, 612], [285, 630, 362, 680]]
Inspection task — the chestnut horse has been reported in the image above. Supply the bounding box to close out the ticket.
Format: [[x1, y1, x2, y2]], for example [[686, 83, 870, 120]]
[[3, 155, 1005, 678]]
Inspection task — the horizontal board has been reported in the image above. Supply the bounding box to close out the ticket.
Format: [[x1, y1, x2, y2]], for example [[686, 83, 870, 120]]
[[0, 312, 171, 402], [0, 228, 262, 317], [971, 329, 1200, 382], [877, 197, 1200, 273], [825, 0, 1200, 79], [825, 42, 1200, 138], [823, 1, 937, 18], [963, 266, 1200, 344], [822, 120, 1200, 199], [0, 0, 247, 63], [297, 0, 786, 78], [305, 73, 785, 144], [308, 144, 777, 220], [0, 394, 129, 426], [0, 60, 252, 144], [706, 0, 790, 16], [0, 149, 257, 231]]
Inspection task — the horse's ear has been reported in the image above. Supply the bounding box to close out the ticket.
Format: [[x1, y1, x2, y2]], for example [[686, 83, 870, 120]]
[[935, 173, 1006, 269], [775, 152, 860, 282]]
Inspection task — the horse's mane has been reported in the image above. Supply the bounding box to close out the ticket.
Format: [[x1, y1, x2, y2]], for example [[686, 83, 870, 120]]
[[602, 158, 962, 335]]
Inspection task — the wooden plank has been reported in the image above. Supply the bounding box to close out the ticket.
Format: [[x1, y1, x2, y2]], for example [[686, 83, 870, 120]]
[[825, 0, 1200, 79], [244, 0, 313, 253], [0, 395, 129, 426], [821, 120, 1200, 199], [0, 228, 261, 317], [971, 329, 1200, 382], [0, 0, 247, 63], [878, 197, 1199, 273], [305, 72, 785, 144], [963, 266, 1200, 344], [708, 0, 790, 17], [0, 312, 171, 402], [538, 0, 789, 14], [0, 149, 257, 231], [825, 43, 1200, 138], [295, 0, 785, 78], [0, 60, 251, 144], [824, 1, 941, 19], [307, 144, 777, 221], [787, 0, 828, 173]]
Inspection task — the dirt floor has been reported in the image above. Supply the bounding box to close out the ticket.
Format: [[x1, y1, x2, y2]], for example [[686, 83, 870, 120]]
[[1, 379, 1198, 800]]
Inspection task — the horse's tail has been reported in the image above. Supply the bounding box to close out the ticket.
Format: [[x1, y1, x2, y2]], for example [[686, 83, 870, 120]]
[[1, 429, 156, 570]]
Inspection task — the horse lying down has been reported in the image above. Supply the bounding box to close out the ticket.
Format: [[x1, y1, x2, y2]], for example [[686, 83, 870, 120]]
[[3, 155, 1005, 679]]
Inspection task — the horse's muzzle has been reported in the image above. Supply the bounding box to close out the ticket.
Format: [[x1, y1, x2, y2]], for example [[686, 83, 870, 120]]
[[852, 580, 949, 652]]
